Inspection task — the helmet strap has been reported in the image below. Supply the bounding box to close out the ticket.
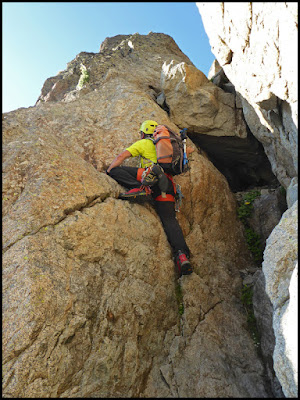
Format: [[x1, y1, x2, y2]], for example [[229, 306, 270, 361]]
[[140, 132, 153, 139]]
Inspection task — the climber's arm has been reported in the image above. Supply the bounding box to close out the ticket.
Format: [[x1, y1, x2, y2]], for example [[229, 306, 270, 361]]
[[107, 150, 132, 173]]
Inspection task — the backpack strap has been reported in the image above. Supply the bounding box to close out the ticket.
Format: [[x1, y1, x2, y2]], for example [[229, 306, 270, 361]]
[[140, 137, 155, 168], [157, 154, 173, 161], [153, 136, 170, 144], [141, 157, 155, 167]]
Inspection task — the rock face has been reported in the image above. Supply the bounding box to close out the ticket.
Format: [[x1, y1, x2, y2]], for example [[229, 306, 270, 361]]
[[197, 3, 298, 397], [157, 32, 280, 193], [262, 202, 298, 398], [247, 187, 287, 248], [161, 61, 247, 138], [252, 271, 284, 398], [3, 33, 273, 397], [197, 2, 298, 191]]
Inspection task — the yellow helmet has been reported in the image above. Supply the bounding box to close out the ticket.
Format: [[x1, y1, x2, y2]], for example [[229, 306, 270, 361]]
[[140, 120, 158, 136]]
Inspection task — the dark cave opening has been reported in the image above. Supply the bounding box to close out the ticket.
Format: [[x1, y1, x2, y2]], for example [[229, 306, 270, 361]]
[[188, 129, 280, 193]]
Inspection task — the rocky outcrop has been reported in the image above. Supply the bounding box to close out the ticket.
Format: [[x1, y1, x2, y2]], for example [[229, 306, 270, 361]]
[[247, 187, 287, 248], [161, 61, 247, 138], [158, 43, 279, 193], [197, 3, 298, 397], [3, 33, 273, 397], [197, 2, 298, 191], [36, 32, 193, 106], [262, 201, 298, 398], [252, 271, 284, 398]]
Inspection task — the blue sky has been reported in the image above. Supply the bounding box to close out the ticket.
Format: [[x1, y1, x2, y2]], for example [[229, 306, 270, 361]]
[[2, 2, 215, 113]]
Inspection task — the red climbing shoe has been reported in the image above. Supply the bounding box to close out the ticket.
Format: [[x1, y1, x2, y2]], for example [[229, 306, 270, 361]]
[[119, 186, 152, 202], [176, 251, 193, 276]]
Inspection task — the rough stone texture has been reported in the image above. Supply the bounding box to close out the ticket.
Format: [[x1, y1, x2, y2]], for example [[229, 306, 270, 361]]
[[2, 197, 179, 398], [197, 2, 298, 190], [159, 58, 279, 192], [3, 33, 272, 397], [262, 201, 298, 398], [198, 4, 298, 396], [187, 130, 279, 192], [286, 176, 298, 208], [207, 58, 222, 80], [161, 60, 247, 138], [252, 271, 284, 398], [247, 187, 287, 248], [36, 32, 193, 107], [144, 279, 269, 398]]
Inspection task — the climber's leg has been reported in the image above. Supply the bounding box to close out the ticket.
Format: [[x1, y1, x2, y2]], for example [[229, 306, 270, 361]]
[[154, 200, 191, 258], [108, 166, 143, 188]]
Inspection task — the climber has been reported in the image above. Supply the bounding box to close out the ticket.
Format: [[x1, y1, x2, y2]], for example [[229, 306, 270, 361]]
[[106, 120, 193, 276]]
